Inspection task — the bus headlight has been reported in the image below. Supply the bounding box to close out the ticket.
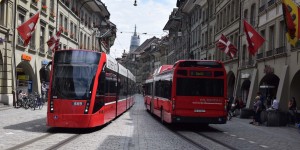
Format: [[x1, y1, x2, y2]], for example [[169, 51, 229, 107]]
[[50, 100, 54, 113]]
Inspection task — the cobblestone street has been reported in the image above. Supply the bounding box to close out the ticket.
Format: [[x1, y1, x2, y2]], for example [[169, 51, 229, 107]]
[[0, 95, 299, 150]]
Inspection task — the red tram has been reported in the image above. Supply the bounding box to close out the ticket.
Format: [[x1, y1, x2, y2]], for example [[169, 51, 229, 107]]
[[144, 60, 227, 124], [47, 50, 136, 128]]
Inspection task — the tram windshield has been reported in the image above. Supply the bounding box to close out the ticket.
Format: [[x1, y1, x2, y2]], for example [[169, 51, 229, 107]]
[[51, 50, 100, 100]]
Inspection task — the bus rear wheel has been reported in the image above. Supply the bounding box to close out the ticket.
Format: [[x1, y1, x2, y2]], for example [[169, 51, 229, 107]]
[[161, 108, 164, 124]]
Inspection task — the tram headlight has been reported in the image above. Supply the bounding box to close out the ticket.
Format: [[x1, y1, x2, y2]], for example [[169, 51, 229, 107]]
[[84, 102, 90, 114]]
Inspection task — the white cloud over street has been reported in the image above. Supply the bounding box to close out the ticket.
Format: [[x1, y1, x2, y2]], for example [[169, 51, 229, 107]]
[[101, 0, 177, 58]]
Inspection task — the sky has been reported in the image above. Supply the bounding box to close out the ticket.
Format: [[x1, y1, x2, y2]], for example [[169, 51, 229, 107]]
[[101, 0, 177, 58]]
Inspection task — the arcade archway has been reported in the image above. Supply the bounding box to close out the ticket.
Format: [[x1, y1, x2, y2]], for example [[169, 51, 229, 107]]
[[259, 74, 280, 99], [16, 61, 35, 94], [241, 79, 251, 104], [227, 71, 235, 98], [290, 70, 300, 110]]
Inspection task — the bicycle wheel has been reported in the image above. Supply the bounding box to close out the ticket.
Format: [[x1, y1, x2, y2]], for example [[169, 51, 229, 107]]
[[23, 98, 30, 109], [38, 101, 43, 110], [30, 99, 37, 110], [16, 99, 22, 108]]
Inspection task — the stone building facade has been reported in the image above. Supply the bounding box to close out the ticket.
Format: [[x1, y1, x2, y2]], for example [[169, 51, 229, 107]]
[[0, 0, 113, 106], [161, 0, 300, 111]]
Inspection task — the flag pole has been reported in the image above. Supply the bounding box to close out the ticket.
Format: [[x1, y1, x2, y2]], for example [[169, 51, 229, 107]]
[[12, 0, 18, 107]]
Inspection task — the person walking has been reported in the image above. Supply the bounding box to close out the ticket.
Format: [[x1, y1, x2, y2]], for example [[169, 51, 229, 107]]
[[288, 97, 297, 124], [253, 96, 263, 125], [41, 82, 47, 102]]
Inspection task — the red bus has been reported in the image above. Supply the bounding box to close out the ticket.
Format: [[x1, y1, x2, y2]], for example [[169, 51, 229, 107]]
[[47, 50, 136, 128], [144, 60, 227, 124]]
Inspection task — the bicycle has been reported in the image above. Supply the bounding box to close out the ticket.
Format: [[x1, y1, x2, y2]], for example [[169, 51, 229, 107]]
[[16, 92, 29, 109], [28, 92, 44, 110]]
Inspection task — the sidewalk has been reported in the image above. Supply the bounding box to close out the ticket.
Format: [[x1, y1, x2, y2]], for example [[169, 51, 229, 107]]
[[0, 103, 12, 111]]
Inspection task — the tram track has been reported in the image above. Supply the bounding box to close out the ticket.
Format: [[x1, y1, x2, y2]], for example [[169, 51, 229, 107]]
[[5, 133, 81, 150], [147, 112, 233, 150]]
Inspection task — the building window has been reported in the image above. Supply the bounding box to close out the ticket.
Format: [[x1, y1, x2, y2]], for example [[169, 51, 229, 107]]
[[260, 30, 265, 54], [88, 37, 90, 49], [269, 25, 275, 51], [59, 13, 63, 28], [17, 9, 26, 45], [250, 4, 256, 26], [50, 0, 55, 15], [231, 1, 234, 21], [40, 25, 45, 53], [0, 1, 4, 26], [242, 45, 246, 61], [48, 29, 53, 53], [235, 0, 239, 19], [74, 25, 77, 41], [70, 22, 74, 39], [64, 17, 68, 35], [279, 20, 286, 47]]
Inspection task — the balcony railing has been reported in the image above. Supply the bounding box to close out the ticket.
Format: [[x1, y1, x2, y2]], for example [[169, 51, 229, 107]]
[[275, 46, 286, 54], [268, 0, 275, 6], [259, 5, 265, 13], [256, 52, 264, 59], [266, 49, 273, 57]]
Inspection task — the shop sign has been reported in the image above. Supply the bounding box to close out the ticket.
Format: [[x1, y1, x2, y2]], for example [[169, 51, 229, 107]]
[[16, 68, 23, 72], [18, 75, 29, 80], [241, 73, 250, 79], [264, 65, 274, 74], [21, 54, 31, 61]]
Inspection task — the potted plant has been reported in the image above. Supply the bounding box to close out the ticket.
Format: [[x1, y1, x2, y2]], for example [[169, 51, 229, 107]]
[[50, 12, 56, 18], [42, 5, 47, 11]]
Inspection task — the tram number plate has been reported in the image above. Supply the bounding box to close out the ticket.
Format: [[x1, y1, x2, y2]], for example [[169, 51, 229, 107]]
[[194, 109, 205, 113]]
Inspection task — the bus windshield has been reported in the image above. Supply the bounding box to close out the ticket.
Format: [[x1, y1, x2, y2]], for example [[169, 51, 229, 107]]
[[176, 78, 224, 97], [51, 50, 100, 100]]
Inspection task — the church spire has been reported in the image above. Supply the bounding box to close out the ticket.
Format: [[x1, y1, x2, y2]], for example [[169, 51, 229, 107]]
[[134, 24, 137, 36], [130, 25, 140, 52]]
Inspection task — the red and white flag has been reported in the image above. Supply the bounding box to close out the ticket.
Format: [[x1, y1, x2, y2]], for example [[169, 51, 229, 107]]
[[47, 28, 63, 52], [216, 34, 237, 58], [17, 12, 40, 47], [243, 20, 265, 55]]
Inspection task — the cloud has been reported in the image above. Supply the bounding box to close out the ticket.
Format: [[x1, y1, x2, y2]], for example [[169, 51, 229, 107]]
[[101, 0, 176, 58]]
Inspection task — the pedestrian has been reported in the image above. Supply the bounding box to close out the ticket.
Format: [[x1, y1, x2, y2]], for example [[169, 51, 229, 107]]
[[227, 97, 234, 120], [41, 82, 47, 102], [266, 95, 272, 109], [252, 96, 262, 125], [268, 97, 279, 110], [257, 92, 266, 110], [288, 97, 297, 124]]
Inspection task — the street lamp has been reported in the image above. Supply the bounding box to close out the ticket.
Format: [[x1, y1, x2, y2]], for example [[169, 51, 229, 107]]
[[134, 0, 137, 6]]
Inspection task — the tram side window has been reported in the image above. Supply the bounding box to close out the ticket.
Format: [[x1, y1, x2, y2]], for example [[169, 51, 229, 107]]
[[118, 75, 127, 99], [93, 70, 106, 113]]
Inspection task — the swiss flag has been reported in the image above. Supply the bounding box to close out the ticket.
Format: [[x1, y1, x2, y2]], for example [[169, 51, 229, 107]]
[[17, 12, 39, 47], [47, 28, 63, 52], [216, 34, 237, 59], [243, 20, 265, 55]]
